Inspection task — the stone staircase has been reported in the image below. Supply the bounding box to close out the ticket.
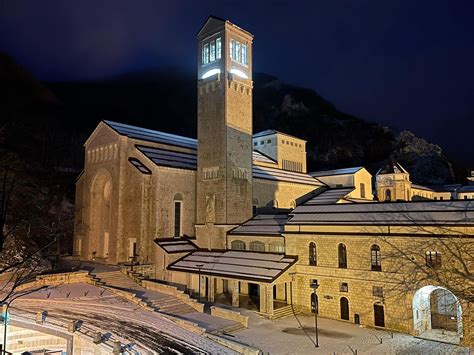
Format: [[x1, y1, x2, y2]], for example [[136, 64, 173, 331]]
[[148, 295, 196, 315], [90, 270, 195, 315], [91, 270, 144, 290], [271, 305, 295, 320]]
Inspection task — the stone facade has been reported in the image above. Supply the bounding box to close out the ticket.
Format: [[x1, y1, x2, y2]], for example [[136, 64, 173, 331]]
[[74, 16, 473, 347]]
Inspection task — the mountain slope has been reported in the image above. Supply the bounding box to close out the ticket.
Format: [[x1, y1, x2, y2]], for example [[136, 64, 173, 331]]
[[0, 51, 460, 185]]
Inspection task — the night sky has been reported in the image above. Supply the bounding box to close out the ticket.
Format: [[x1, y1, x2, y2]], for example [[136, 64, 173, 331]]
[[1, 1, 473, 164]]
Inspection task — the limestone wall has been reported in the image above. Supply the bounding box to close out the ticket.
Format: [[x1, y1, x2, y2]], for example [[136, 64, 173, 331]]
[[253, 179, 316, 209]]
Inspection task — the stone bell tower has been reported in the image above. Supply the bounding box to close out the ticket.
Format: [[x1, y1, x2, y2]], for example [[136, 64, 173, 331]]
[[195, 16, 254, 249]]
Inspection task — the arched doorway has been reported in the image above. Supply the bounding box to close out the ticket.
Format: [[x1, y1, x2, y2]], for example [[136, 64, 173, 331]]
[[89, 170, 113, 260], [412, 285, 463, 344], [374, 303, 385, 327], [340, 297, 349, 320]]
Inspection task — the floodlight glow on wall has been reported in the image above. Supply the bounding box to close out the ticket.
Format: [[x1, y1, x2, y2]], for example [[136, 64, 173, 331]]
[[201, 69, 221, 79], [230, 68, 248, 79]]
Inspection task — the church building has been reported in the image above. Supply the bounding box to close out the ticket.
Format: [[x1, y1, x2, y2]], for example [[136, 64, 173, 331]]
[[74, 16, 473, 346]]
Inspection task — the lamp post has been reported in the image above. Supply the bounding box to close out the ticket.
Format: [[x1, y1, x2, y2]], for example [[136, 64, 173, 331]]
[[196, 264, 204, 303], [2, 303, 8, 354], [310, 281, 320, 347]]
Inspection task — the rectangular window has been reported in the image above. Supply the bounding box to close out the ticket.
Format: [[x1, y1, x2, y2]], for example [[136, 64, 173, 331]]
[[340, 282, 349, 292], [260, 141, 264, 145], [203, 43, 209, 64], [253, 142, 257, 146], [210, 40, 216, 62], [373, 286, 384, 297], [174, 201, 182, 237], [242, 44, 247, 64], [425, 251, 442, 268], [310, 279, 318, 287], [235, 41, 241, 62], [216, 37, 221, 59], [267, 139, 271, 144], [229, 39, 234, 60]]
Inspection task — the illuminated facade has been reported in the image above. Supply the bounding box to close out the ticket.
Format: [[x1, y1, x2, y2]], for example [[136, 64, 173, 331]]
[[74, 16, 473, 346]]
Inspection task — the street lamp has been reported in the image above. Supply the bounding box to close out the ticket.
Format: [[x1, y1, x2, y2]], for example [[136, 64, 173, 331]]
[[310, 280, 320, 347], [196, 264, 204, 303]]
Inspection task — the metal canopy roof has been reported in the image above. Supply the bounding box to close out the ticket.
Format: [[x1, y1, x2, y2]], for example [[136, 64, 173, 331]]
[[154, 238, 199, 254], [168, 250, 297, 283]]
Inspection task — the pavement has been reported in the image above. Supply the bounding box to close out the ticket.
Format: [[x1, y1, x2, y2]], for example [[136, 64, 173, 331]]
[[227, 310, 470, 354]]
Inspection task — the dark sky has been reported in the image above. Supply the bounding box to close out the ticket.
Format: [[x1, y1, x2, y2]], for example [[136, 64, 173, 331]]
[[1, 0, 473, 164]]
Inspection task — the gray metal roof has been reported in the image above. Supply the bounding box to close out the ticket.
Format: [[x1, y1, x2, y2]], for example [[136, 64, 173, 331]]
[[229, 214, 288, 235], [309, 167, 363, 177], [288, 200, 474, 226], [459, 185, 474, 193], [104, 120, 197, 150], [253, 165, 321, 186], [154, 238, 198, 254], [128, 158, 152, 175], [167, 250, 297, 282], [303, 187, 354, 205], [136, 145, 197, 171], [252, 150, 278, 165], [429, 184, 462, 192], [135, 144, 321, 186], [411, 184, 434, 192], [252, 129, 306, 141]]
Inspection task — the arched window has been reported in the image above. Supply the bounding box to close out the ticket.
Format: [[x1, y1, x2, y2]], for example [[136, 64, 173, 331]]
[[385, 189, 391, 201], [309, 242, 317, 266], [338, 243, 347, 268], [249, 241, 265, 252], [371, 244, 382, 271], [231, 240, 246, 250], [340, 297, 350, 320], [269, 242, 285, 253], [173, 193, 183, 237]]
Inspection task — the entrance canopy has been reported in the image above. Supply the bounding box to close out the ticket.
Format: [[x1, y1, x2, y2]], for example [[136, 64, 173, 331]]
[[168, 250, 297, 283]]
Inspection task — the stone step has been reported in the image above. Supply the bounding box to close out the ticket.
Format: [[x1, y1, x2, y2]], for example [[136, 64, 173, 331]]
[[221, 323, 245, 334]]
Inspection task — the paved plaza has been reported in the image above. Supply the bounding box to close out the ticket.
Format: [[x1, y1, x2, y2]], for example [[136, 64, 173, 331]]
[[228, 310, 469, 354]]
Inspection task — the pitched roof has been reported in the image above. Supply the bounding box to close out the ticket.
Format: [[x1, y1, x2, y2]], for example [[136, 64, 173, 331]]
[[253, 165, 321, 186], [303, 187, 355, 205], [104, 120, 197, 150], [167, 250, 297, 283], [288, 200, 474, 226], [309, 167, 363, 177], [252, 150, 278, 165], [253, 129, 306, 141], [428, 184, 462, 193], [411, 184, 434, 192], [377, 160, 409, 175], [136, 145, 197, 171], [103, 120, 319, 185], [459, 185, 474, 193], [229, 214, 288, 236]]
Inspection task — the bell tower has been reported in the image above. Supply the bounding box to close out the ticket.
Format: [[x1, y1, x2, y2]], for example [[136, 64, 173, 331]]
[[195, 16, 254, 249]]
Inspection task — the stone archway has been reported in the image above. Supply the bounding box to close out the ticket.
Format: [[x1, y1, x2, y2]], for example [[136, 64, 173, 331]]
[[412, 285, 463, 344], [89, 170, 113, 261]]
